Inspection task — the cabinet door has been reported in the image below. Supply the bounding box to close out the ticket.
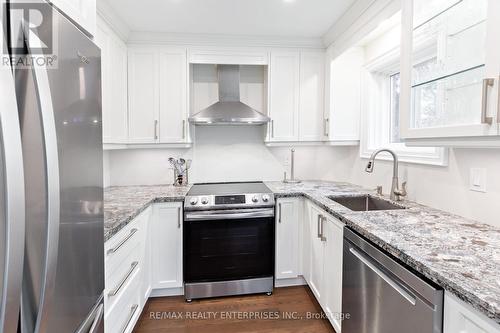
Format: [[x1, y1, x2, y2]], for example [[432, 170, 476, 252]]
[[299, 51, 325, 141], [140, 207, 152, 307], [159, 48, 188, 143], [309, 205, 324, 302], [275, 198, 300, 279], [302, 201, 313, 283], [50, 0, 96, 36], [327, 47, 363, 142], [400, 0, 500, 141], [269, 51, 300, 141], [128, 46, 159, 143], [96, 18, 128, 144], [151, 203, 183, 289], [444, 292, 500, 333], [322, 216, 344, 333]]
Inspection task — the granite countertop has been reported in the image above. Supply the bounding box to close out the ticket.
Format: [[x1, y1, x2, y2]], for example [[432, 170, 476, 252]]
[[104, 180, 500, 325], [104, 184, 191, 241]]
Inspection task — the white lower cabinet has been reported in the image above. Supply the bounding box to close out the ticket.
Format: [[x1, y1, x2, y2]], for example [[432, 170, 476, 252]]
[[444, 292, 500, 333], [104, 208, 150, 333], [104, 202, 183, 333], [308, 204, 325, 302], [321, 215, 344, 333], [275, 198, 301, 280], [150, 202, 184, 289], [302, 201, 345, 332]]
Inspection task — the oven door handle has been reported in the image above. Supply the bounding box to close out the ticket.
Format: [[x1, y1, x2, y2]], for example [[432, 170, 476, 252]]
[[185, 208, 275, 221]]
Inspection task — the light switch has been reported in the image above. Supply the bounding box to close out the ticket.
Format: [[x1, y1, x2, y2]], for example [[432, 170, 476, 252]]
[[470, 168, 486, 193]]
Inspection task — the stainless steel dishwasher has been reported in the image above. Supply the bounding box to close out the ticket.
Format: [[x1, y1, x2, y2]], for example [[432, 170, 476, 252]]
[[342, 228, 443, 333]]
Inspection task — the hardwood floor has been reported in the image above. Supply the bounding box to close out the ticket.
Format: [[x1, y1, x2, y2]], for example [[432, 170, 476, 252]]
[[133, 286, 336, 333]]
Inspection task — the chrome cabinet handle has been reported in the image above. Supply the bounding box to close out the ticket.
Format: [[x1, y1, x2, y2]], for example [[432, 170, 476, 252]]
[[317, 214, 322, 238], [88, 304, 104, 333], [154, 120, 159, 140], [278, 203, 282, 223], [107, 228, 138, 256], [350, 247, 416, 305], [26, 23, 62, 332], [271, 120, 274, 138], [320, 216, 327, 242], [481, 78, 494, 125], [182, 120, 186, 139], [324, 118, 329, 137], [0, 35, 26, 333], [108, 261, 138, 297], [178, 207, 181, 228], [120, 304, 139, 333]]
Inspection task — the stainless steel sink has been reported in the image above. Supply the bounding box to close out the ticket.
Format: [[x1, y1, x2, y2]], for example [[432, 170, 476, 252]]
[[328, 195, 406, 212]]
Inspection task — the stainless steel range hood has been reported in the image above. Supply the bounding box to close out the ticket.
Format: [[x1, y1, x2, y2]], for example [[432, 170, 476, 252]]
[[189, 65, 270, 125]]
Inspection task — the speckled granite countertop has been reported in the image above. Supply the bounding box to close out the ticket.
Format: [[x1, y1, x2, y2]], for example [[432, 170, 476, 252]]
[[104, 185, 191, 241], [104, 181, 500, 325], [265, 181, 500, 325]]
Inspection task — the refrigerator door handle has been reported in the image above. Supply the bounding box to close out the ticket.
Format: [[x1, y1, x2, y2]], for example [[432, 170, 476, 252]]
[[0, 35, 26, 333], [88, 304, 103, 333], [24, 24, 61, 333]]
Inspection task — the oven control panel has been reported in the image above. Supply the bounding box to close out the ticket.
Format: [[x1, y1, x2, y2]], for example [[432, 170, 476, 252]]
[[185, 193, 275, 209]]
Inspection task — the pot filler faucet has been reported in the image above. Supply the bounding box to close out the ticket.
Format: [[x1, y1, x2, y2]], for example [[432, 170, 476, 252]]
[[365, 148, 407, 201]]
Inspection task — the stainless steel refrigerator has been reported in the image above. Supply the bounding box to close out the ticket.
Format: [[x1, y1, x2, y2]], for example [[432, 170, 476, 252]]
[[0, 1, 104, 332]]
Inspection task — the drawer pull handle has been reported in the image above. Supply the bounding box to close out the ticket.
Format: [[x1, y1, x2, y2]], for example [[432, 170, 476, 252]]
[[108, 261, 138, 297], [107, 228, 138, 256], [120, 304, 139, 333]]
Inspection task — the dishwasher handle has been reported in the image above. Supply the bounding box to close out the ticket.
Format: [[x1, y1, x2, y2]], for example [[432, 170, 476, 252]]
[[349, 246, 416, 305]]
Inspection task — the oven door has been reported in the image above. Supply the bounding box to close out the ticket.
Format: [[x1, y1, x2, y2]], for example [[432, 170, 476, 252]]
[[184, 208, 275, 283]]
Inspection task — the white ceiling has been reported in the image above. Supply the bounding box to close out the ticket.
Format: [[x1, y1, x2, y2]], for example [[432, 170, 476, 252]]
[[100, 0, 356, 38]]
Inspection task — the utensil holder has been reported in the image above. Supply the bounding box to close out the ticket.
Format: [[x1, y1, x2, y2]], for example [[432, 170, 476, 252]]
[[173, 169, 189, 187]]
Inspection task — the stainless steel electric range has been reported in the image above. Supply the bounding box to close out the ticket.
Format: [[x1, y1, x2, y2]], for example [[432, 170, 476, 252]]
[[183, 182, 275, 301]]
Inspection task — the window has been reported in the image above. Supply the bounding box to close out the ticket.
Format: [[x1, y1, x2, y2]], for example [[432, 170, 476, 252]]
[[357, 11, 448, 166], [390, 72, 401, 143]]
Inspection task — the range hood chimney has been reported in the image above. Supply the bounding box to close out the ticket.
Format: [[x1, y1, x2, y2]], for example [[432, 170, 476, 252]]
[[189, 65, 270, 125]]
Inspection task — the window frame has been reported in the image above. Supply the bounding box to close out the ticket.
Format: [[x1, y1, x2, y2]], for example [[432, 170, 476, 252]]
[[360, 45, 449, 166]]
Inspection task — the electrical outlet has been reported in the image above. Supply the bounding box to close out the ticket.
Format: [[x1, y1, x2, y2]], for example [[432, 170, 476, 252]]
[[470, 168, 486, 193]]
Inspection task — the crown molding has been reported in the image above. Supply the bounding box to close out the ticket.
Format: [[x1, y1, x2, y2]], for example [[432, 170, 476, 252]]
[[322, 0, 400, 56], [97, 0, 131, 41], [127, 31, 325, 49]]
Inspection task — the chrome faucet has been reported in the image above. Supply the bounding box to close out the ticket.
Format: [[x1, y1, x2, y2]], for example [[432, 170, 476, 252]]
[[365, 149, 407, 201]]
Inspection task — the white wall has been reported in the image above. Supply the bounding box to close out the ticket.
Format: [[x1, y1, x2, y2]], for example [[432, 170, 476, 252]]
[[105, 126, 340, 186], [327, 147, 500, 228]]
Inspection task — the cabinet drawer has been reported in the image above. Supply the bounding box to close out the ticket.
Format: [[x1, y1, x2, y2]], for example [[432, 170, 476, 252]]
[[105, 266, 141, 333], [105, 242, 142, 311], [105, 214, 147, 278]]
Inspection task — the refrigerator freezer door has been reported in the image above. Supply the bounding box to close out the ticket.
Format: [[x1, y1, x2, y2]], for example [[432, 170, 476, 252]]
[[14, 2, 104, 333], [0, 5, 26, 332]]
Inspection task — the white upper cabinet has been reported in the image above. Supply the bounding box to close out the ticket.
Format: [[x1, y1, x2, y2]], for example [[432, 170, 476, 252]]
[[50, 0, 96, 36], [128, 45, 189, 145], [299, 51, 326, 141], [400, 0, 500, 145], [268, 51, 300, 142], [268, 50, 327, 143], [275, 198, 300, 280], [326, 47, 363, 143], [128, 46, 159, 143], [96, 17, 128, 144], [159, 48, 189, 143]]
